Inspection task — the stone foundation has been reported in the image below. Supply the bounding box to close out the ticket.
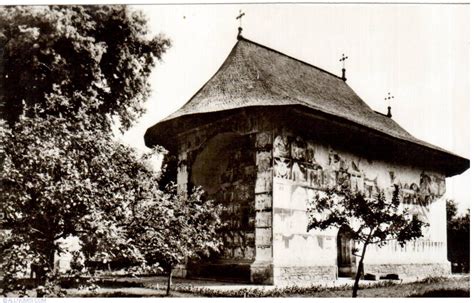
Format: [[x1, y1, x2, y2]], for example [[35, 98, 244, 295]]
[[274, 265, 337, 286], [364, 262, 451, 279]]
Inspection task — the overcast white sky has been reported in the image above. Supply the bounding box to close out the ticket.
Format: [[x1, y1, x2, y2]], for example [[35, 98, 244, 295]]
[[115, 3, 470, 211]]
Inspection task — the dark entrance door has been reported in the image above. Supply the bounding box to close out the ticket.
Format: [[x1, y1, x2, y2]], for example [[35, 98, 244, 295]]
[[337, 225, 356, 278]]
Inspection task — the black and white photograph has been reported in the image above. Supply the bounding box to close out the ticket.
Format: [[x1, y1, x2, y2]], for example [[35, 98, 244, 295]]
[[0, 0, 470, 298]]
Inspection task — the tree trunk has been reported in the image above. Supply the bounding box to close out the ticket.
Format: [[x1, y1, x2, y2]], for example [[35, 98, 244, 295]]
[[352, 256, 364, 297], [46, 244, 56, 280], [36, 242, 56, 296], [352, 238, 370, 297], [47, 246, 56, 271], [166, 270, 173, 296]]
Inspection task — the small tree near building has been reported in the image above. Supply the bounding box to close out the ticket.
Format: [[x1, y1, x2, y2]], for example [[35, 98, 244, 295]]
[[307, 186, 426, 297], [130, 184, 223, 296]]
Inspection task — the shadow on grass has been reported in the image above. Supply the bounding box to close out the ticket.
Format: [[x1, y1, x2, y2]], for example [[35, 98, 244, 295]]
[[409, 289, 469, 297]]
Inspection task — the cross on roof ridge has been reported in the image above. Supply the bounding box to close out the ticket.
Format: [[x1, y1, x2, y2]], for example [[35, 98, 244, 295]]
[[385, 92, 395, 118], [236, 10, 245, 38], [339, 53, 348, 81]]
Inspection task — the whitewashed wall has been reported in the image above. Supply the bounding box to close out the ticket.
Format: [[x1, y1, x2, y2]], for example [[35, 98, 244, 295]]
[[271, 132, 450, 282]]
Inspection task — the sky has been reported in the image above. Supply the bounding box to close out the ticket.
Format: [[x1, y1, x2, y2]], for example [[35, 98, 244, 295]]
[[116, 3, 470, 212]]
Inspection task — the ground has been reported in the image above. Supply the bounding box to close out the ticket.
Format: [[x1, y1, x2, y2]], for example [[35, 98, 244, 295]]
[[2, 274, 469, 297], [64, 274, 469, 297]]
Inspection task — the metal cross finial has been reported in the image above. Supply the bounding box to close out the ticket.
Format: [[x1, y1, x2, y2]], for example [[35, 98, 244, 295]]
[[236, 10, 245, 38], [385, 92, 395, 105], [385, 92, 395, 118], [236, 9, 245, 27], [339, 53, 349, 81], [339, 53, 349, 69]]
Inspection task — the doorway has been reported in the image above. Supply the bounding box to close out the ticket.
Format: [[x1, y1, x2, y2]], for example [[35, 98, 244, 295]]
[[337, 225, 356, 278]]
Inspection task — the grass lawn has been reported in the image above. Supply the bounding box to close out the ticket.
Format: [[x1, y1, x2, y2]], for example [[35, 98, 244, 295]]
[[302, 276, 469, 297], [62, 274, 469, 297]]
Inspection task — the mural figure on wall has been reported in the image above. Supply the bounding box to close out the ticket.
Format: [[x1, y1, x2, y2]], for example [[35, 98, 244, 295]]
[[256, 171, 272, 193], [349, 161, 364, 192], [291, 162, 307, 184], [291, 136, 307, 161], [336, 171, 351, 191], [308, 165, 324, 188], [364, 178, 378, 198], [257, 151, 272, 172], [420, 173, 433, 197], [328, 150, 341, 169], [307, 147, 315, 165], [256, 132, 273, 149], [273, 135, 290, 158]]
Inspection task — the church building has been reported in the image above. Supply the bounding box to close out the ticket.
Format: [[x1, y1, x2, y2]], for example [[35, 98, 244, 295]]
[[144, 32, 469, 285]]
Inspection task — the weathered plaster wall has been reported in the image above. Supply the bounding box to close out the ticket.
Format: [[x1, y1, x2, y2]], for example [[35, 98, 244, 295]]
[[173, 112, 276, 282], [271, 131, 449, 284]]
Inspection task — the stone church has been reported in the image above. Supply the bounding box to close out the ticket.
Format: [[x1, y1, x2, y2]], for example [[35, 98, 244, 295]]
[[144, 34, 469, 285]]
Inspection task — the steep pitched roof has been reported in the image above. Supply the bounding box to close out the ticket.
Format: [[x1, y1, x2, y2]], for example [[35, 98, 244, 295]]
[[146, 37, 469, 175]]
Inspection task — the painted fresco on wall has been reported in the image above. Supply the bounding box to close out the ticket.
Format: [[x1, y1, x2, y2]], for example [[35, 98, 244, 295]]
[[208, 134, 256, 261], [272, 134, 446, 212], [397, 173, 446, 222]]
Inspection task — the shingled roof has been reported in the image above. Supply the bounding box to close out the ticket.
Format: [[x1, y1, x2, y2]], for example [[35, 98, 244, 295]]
[[145, 36, 469, 176]]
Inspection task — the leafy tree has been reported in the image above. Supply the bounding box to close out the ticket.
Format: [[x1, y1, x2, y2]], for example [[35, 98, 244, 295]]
[[446, 199, 458, 223], [0, 5, 170, 295], [0, 115, 165, 294], [446, 200, 470, 273], [0, 5, 170, 131], [130, 184, 223, 296], [307, 186, 426, 297]]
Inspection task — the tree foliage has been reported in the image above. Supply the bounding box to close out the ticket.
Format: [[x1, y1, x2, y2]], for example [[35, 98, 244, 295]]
[[0, 5, 173, 295], [130, 184, 223, 295], [446, 200, 469, 273], [446, 199, 458, 223], [0, 116, 164, 294], [0, 5, 170, 131], [307, 186, 426, 297]]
